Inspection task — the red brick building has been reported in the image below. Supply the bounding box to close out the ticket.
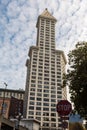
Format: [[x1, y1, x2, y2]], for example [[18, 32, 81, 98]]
[[0, 98, 10, 118], [9, 96, 23, 118], [0, 88, 24, 118]]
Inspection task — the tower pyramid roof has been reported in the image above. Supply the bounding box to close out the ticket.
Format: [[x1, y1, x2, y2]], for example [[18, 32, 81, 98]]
[[39, 8, 57, 21], [36, 8, 57, 27]]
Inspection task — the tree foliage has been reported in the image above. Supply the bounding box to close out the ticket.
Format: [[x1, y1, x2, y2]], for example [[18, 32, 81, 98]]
[[66, 41, 87, 118]]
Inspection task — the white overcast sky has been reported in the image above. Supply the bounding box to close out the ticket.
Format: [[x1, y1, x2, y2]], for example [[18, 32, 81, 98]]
[[0, 0, 87, 90]]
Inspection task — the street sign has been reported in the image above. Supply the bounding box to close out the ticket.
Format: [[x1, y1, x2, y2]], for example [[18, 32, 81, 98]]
[[57, 100, 72, 116]]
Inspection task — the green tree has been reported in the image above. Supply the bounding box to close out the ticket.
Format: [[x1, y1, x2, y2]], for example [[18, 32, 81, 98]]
[[66, 41, 87, 118]]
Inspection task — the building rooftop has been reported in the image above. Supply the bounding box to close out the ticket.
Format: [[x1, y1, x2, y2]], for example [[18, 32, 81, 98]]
[[39, 8, 57, 21], [0, 88, 25, 93], [36, 8, 57, 27], [21, 118, 40, 124]]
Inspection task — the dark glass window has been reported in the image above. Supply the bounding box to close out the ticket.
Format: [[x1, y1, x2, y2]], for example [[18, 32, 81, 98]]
[[43, 107, 49, 111], [36, 112, 41, 115], [44, 98, 49, 102], [37, 98, 41, 101], [36, 107, 41, 110], [43, 103, 49, 106], [37, 102, 41, 105], [30, 97, 35, 100], [29, 106, 34, 110]]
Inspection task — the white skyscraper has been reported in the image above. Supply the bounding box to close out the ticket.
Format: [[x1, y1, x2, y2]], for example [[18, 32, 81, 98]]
[[24, 9, 67, 130]]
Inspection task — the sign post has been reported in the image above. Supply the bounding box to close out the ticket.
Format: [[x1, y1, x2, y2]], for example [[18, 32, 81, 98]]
[[56, 100, 72, 129]]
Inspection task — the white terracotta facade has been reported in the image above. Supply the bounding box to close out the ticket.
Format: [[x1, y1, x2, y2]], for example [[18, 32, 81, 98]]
[[24, 9, 67, 130]]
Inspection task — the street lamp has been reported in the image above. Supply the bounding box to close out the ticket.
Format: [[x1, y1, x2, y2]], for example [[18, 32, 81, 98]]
[[1, 82, 7, 116], [15, 113, 23, 130]]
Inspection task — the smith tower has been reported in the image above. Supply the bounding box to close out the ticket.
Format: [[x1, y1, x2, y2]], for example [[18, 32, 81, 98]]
[[24, 9, 67, 130]]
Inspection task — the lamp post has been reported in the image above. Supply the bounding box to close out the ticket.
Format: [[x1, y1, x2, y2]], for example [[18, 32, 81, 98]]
[[1, 82, 7, 116], [15, 113, 23, 130]]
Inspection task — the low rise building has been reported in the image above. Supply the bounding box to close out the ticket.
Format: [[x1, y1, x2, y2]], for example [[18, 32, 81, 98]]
[[20, 119, 40, 130], [0, 88, 24, 118]]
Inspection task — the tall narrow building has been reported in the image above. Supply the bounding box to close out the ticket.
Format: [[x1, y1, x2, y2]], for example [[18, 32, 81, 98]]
[[24, 9, 67, 130]]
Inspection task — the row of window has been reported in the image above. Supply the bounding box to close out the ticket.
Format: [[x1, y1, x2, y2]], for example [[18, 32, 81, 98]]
[[40, 33, 55, 37], [39, 45, 55, 50], [40, 46, 55, 49], [39, 33, 54, 38], [32, 58, 60, 63], [30, 88, 56, 93], [40, 24, 55, 29], [32, 72, 61, 78], [30, 92, 61, 97], [31, 84, 61, 89], [30, 94, 62, 102], [40, 26, 55, 30], [41, 19, 55, 24], [30, 90, 61, 94], [43, 123, 56, 127], [40, 39, 55, 43], [32, 57, 59, 61], [29, 95, 62, 102], [34, 53, 57, 59], [31, 79, 61, 83], [32, 65, 61, 72], [33, 51, 60, 58], [29, 112, 56, 120], [29, 106, 56, 111], [32, 62, 60, 67], [0, 91, 23, 99], [29, 97, 56, 102]]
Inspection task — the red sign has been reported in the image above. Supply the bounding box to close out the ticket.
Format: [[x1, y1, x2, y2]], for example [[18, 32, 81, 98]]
[[57, 100, 72, 116]]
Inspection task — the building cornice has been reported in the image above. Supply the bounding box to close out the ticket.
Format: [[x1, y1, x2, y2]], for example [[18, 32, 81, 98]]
[[55, 50, 67, 64], [0, 88, 25, 93], [28, 46, 39, 57], [26, 59, 30, 67]]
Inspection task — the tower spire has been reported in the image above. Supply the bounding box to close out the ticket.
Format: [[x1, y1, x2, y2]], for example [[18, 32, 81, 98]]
[[36, 9, 57, 27], [39, 8, 57, 21]]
